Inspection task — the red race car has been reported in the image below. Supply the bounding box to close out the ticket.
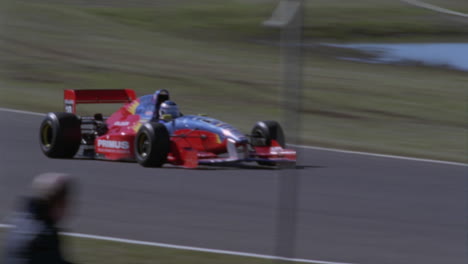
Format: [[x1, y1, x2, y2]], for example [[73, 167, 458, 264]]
[[39, 89, 296, 168]]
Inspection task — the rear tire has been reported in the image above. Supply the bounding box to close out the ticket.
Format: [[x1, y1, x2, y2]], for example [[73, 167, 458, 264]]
[[251, 120, 285, 166], [39, 112, 81, 158], [135, 122, 170, 167]]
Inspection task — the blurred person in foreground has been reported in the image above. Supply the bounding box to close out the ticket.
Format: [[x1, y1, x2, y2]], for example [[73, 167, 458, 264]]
[[4, 172, 76, 264]]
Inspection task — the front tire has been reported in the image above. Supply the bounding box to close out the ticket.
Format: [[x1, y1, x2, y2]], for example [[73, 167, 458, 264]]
[[135, 122, 170, 167], [251, 120, 286, 166], [39, 112, 81, 158], [251, 120, 285, 147]]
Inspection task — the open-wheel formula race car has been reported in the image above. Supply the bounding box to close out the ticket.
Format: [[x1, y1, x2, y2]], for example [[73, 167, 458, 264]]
[[39, 89, 296, 168]]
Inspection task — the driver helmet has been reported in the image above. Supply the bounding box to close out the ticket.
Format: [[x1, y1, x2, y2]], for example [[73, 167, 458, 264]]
[[159, 100, 180, 119]]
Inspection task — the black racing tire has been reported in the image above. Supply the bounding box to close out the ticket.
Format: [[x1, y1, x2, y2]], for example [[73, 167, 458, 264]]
[[251, 120, 286, 166], [39, 112, 82, 158], [135, 122, 170, 167], [251, 120, 285, 147]]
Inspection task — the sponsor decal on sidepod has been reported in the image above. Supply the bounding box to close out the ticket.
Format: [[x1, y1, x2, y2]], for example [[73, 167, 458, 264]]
[[114, 121, 130, 126], [97, 139, 130, 150]]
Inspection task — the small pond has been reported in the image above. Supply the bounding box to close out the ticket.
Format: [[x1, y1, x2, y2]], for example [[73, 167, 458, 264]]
[[325, 43, 468, 71]]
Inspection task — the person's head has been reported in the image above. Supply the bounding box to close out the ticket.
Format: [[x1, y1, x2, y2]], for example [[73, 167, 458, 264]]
[[159, 100, 181, 120], [31, 172, 74, 223]]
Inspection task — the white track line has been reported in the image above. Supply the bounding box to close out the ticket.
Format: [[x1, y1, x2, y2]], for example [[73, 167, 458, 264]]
[[63, 232, 355, 264], [1, 107, 466, 167], [0, 224, 354, 264], [401, 0, 468, 18], [0, 107, 44, 117], [289, 144, 468, 167]]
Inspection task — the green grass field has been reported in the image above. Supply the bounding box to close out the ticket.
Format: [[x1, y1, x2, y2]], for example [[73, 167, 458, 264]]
[[66, 236, 285, 264], [0, 0, 467, 164]]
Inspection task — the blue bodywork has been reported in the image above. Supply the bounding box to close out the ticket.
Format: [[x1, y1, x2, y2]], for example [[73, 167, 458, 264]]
[[135, 95, 155, 120], [162, 115, 248, 144], [134, 93, 247, 144]]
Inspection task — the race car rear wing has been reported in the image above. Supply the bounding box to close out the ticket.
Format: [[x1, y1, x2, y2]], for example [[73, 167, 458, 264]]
[[64, 89, 137, 114]]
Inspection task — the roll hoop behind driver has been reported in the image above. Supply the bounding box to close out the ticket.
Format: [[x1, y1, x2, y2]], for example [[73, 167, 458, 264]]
[[150, 90, 181, 123]]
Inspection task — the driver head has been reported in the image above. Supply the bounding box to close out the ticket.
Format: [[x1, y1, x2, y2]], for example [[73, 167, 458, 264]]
[[159, 100, 181, 120]]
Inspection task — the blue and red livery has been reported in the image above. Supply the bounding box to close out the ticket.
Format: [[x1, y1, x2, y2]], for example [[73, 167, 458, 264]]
[[39, 89, 296, 168]]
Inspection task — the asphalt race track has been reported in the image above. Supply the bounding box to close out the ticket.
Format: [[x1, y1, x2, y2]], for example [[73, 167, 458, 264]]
[[0, 110, 466, 264]]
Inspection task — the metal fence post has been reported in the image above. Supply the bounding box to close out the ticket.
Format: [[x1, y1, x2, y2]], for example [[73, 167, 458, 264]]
[[264, 0, 304, 261]]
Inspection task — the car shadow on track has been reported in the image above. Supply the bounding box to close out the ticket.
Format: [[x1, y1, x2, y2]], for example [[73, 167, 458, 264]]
[[73, 158, 324, 171], [160, 163, 325, 171]]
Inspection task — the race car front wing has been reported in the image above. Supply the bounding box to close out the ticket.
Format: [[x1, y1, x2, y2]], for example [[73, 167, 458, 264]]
[[195, 139, 297, 167]]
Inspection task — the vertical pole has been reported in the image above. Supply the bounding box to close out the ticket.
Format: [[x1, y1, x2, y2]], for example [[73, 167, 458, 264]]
[[281, 0, 303, 148], [275, 0, 304, 261]]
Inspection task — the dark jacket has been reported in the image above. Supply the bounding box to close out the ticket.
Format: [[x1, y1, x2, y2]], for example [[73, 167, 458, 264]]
[[3, 199, 72, 264]]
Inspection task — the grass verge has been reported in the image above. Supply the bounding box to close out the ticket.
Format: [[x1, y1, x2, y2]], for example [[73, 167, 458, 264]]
[[0, 230, 311, 264]]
